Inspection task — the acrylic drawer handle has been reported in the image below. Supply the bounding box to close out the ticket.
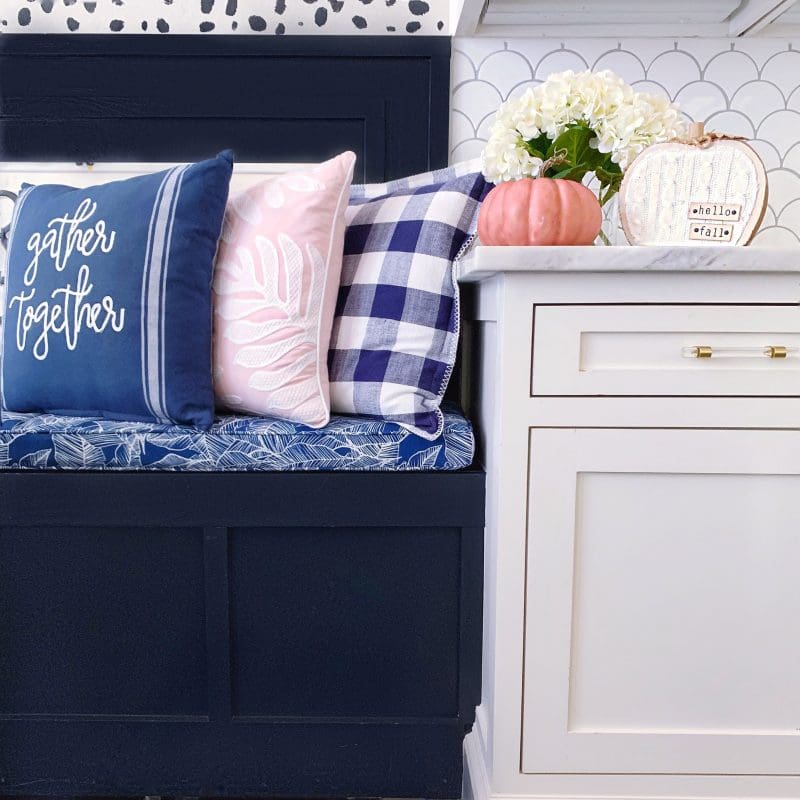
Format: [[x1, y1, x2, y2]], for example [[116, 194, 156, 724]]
[[682, 345, 795, 359]]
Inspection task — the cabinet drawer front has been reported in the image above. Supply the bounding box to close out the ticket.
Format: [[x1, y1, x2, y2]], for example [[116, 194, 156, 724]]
[[531, 305, 800, 396]]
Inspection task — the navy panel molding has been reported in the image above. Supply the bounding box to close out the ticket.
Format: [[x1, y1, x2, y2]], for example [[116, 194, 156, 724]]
[[0, 34, 484, 800], [0, 34, 452, 182]]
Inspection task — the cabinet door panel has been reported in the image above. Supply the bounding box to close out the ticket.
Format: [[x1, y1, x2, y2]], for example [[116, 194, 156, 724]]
[[523, 429, 800, 775]]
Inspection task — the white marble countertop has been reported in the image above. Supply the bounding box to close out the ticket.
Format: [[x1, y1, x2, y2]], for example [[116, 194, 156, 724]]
[[456, 244, 800, 280]]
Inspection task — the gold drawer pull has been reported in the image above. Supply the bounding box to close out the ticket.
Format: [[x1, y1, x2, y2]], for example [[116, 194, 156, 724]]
[[682, 345, 796, 360]]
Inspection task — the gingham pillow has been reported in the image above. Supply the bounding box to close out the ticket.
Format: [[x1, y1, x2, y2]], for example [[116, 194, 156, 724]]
[[328, 160, 490, 440]]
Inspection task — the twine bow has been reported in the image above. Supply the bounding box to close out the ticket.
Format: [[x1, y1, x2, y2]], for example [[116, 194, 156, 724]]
[[669, 122, 747, 149]]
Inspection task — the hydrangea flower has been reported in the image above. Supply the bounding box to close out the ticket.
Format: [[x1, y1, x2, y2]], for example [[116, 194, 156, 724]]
[[481, 70, 686, 205]]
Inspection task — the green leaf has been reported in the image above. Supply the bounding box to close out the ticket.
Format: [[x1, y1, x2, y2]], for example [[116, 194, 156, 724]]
[[524, 132, 551, 161], [547, 124, 603, 173]]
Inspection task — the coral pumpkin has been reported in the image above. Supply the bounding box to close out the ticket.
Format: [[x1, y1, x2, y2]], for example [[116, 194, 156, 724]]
[[478, 177, 603, 246]]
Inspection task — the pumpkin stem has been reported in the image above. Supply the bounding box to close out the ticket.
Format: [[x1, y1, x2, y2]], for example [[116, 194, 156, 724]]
[[540, 148, 569, 176]]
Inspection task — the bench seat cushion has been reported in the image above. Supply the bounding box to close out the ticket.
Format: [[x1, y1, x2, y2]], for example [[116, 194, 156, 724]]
[[0, 405, 474, 471]]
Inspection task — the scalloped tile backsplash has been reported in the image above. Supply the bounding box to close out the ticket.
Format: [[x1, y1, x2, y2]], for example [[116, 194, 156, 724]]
[[451, 38, 800, 245]]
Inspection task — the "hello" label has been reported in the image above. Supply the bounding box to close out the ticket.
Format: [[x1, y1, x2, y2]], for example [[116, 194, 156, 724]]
[[688, 202, 742, 222]]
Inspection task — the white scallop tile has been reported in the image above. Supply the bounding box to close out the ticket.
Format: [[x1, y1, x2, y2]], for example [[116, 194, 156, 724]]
[[646, 50, 703, 96], [731, 81, 787, 127], [630, 80, 673, 101], [760, 50, 800, 96], [450, 139, 485, 162], [452, 79, 504, 126], [591, 48, 647, 82], [703, 49, 759, 97], [704, 109, 756, 138], [752, 226, 800, 246], [748, 139, 782, 172], [478, 49, 535, 98], [778, 198, 800, 233], [451, 109, 477, 150], [783, 141, 800, 173], [673, 81, 728, 122], [533, 48, 590, 78], [452, 50, 478, 84], [757, 110, 800, 154], [764, 169, 800, 214]]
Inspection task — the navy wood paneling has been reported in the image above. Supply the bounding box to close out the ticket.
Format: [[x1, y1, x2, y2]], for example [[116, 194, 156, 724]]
[[0, 34, 484, 799], [229, 525, 461, 718], [0, 35, 452, 182], [0, 525, 208, 717]]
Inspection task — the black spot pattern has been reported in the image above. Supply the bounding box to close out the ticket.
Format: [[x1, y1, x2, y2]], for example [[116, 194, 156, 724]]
[[12, 0, 439, 35]]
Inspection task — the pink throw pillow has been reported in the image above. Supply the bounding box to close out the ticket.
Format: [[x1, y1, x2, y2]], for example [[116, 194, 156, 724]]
[[212, 152, 355, 426]]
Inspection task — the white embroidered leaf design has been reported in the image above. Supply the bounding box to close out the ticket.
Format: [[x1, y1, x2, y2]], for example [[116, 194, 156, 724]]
[[250, 375, 320, 408], [282, 174, 325, 193], [279, 233, 305, 317], [244, 351, 316, 389], [236, 246, 259, 288], [213, 259, 244, 295], [254, 235, 281, 305], [220, 213, 236, 244], [224, 318, 294, 345], [215, 296, 272, 321], [234, 335, 311, 369], [231, 190, 263, 225], [263, 181, 285, 209]]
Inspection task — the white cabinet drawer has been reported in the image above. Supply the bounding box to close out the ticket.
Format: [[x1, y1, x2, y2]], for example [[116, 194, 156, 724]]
[[531, 304, 800, 396]]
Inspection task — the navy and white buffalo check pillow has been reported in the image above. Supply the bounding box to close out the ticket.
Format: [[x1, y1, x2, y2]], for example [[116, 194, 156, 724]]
[[328, 159, 490, 440]]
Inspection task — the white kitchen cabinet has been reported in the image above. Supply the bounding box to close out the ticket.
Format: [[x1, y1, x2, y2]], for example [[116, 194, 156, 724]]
[[459, 245, 800, 800]]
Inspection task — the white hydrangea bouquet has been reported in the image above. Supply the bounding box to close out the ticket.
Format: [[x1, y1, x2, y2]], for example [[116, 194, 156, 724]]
[[481, 69, 686, 207]]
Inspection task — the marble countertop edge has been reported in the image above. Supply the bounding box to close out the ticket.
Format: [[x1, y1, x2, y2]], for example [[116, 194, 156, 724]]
[[457, 245, 800, 277]]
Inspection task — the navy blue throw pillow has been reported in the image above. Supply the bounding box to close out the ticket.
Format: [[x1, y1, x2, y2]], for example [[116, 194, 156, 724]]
[[1, 152, 233, 429]]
